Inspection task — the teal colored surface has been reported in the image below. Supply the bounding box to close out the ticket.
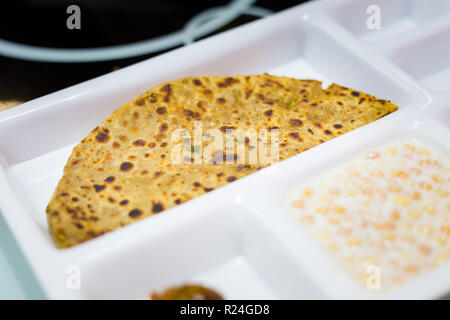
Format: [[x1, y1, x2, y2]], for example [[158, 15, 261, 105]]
[[0, 211, 46, 299]]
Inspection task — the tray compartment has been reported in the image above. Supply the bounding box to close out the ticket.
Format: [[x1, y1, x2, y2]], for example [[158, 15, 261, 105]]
[[387, 25, 450, 93], [7, 144, 74, 229], [328, 0, 450, 44], [234, 109, 450, 298], [79, 204, 323, 299]]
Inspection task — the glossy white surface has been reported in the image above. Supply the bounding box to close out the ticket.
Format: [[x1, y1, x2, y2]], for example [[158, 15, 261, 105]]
[[0, 0, 449, 299]]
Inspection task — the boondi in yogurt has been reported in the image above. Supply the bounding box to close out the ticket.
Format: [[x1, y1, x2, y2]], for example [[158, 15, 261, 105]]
[[291, 140, 449, 291]]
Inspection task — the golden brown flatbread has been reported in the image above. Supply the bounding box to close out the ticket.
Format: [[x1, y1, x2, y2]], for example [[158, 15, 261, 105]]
[[46, 74, 398, 248], [0, 99, 22, 112]]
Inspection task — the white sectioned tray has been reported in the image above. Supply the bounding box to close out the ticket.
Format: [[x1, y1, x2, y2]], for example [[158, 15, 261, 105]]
[[0, 0, 449, 299]]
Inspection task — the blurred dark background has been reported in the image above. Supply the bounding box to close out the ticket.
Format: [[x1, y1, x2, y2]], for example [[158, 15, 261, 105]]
[[0, 0, 309, 104]]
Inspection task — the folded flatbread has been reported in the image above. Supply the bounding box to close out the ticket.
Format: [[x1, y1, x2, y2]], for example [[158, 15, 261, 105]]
[[0, 99, 22, 112], [46, 74, 398, 248]]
